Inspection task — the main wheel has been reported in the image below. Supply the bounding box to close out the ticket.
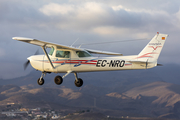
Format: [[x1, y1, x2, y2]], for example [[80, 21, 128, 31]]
[[37, 78, 44, 85], [54, 75, 63, 85], [74, 78, 83, 87]]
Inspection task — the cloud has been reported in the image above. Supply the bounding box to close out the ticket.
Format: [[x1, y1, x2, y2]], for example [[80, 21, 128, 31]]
[[105, 0, 180, 14], [39, 3, 75, 16], [0, 0, 180, 79], [38, 2, 177, 37], [39, 2, 110, 31]]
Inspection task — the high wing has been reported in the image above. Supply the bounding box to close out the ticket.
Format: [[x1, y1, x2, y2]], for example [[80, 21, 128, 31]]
[[12, 37, 123, 56]]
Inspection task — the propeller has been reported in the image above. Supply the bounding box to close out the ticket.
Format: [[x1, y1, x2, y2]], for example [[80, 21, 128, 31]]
[[24, 49, 39, 70], [24, 60, 30, 70], [145, 59, 148, 69]]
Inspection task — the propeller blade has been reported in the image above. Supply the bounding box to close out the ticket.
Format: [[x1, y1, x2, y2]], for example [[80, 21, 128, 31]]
[[157, 64, 163, 66], [24, 60, 30, 70], [24, 49, 39, 70]]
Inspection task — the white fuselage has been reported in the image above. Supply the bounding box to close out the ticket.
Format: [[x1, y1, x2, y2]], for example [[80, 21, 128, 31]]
[[28, 49, 156, 73]]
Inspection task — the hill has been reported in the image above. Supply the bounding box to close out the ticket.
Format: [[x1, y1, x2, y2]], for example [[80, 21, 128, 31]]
[[0, 81, 180, 119], [0, 64, 180, 119]]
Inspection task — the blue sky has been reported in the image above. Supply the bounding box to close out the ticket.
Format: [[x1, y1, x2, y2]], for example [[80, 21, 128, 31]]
[[0, 0, 180, 79]]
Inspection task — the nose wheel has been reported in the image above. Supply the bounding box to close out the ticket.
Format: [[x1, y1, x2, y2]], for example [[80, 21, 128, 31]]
[[37, 72, 46, 85], [37, 78, 44, 85]]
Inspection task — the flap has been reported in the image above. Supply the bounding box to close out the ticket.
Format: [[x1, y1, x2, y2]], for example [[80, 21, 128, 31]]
[[85, 48, 123, 56]]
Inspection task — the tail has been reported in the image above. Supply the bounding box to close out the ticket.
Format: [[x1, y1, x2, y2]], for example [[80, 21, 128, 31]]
[[137, 32, 168, 63]]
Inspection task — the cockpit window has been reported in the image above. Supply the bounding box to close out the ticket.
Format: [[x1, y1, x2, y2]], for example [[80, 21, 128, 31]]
[[76, 51, 92, 57], [56, 50, 70, 58], [49, 47, 54, 56]]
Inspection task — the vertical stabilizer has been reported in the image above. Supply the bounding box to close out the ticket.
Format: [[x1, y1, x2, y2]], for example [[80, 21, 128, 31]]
[[137, 33, 168, 63]]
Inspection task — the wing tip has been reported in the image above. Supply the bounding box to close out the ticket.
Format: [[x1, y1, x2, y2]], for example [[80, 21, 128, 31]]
[[12, 37, 17, 40], [12, 37, 34, 41]]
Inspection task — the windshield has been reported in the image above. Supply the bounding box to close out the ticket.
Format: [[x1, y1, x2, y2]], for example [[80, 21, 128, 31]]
[[76, 51, 92, 57], [48, 47, 54, 55]]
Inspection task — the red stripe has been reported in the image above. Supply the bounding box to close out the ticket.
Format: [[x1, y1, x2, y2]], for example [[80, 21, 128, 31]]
[[136, 52, 157, 59], [91, 60, 98, 62], [52, 60, 97, 65], [80, 62, 97, 65]]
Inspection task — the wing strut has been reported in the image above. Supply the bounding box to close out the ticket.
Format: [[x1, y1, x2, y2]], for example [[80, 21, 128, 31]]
[[41, 45, 55, 69]]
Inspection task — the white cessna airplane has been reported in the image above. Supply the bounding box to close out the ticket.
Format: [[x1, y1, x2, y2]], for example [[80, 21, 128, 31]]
[[13, 32, 168, 87]]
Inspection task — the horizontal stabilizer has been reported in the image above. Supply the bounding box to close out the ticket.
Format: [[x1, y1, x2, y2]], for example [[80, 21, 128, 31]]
[[128, 60, 157, 69], [129, 60, 148, 64]]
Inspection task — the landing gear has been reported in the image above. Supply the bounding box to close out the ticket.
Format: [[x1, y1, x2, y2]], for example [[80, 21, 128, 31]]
[[37, 72, 46, 85], [37, 71, 83, 87], [74, 78, 83, 87], [54, 75, 63, 85], [37, 78, 44, 85], [74, 73, 83, 87]]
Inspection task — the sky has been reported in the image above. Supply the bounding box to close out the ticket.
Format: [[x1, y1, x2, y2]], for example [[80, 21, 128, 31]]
[[0, 0, 180, 79]]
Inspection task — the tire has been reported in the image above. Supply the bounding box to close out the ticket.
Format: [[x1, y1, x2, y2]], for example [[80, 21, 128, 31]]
[[37, 78, 44, 85], [74, 78, 83, 87], [54, 75, 63, 85]]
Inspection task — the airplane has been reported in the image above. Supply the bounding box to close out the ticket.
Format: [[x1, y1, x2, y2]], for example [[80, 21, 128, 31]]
[[13, 32, 168, 87]]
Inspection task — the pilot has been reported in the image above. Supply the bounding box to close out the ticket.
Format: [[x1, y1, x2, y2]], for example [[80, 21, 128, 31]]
[[63, 51, 69, 58], [76, 51, 80, 57], [76, 51, 83, 57]]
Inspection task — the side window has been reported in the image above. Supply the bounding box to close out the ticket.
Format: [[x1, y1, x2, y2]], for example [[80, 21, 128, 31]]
[[56, 50, 70, 58], [76, 51, 91, 57], [48, 47, 54, 56]]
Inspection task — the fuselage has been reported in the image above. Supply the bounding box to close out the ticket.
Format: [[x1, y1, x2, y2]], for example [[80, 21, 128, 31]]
[[28, 49, 156, 73]]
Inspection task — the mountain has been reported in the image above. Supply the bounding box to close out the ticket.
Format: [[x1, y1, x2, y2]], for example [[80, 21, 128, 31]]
[[0, 81, 180, 119], [0, 64, 180, 119], [124, 81, 180, 118]]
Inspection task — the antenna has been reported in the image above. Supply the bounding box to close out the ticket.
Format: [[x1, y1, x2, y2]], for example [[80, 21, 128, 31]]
[[78, 43, 84, 48], [71, 38, 79, 47], [75, 38, 149, 47]]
